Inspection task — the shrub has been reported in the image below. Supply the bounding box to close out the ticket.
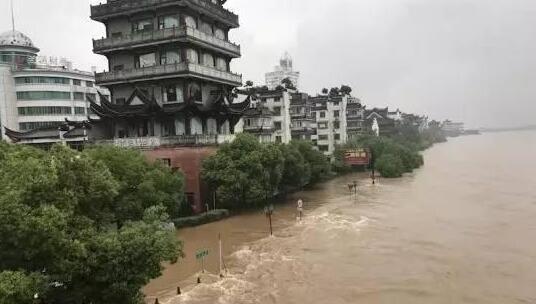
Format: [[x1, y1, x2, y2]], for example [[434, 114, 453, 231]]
[[376, 153, 404, 178]]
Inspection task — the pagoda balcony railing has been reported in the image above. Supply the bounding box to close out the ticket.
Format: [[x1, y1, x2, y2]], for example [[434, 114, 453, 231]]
[[95, 62, 242, 86], [93, 26, 240, 56], [91, 0, 238, 25], [93, 134, 236, 148]]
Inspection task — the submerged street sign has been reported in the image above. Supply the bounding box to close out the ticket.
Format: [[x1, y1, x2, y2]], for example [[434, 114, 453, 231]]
[[196, 249, 209, 260]]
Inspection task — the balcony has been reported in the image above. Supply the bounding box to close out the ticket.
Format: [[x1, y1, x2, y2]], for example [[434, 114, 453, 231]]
[[93, 27, 240, 57], [93, 134, 235, 149], [95, 62, 242, 86], [91, 0, 239, 27], [291, 127, 316, 135]]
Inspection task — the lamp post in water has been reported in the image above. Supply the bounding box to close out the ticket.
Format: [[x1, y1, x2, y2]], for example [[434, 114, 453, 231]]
[[264, 204, 274, 236]]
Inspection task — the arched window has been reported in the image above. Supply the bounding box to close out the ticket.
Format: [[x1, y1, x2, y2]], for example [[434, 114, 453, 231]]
[[200, 21, 213, 35], [214, 28, 225, 40], [186, 49, 198, 63], [216, 58, 227, 71], [203, 53, 214, 67], [187, 82, 202, 102], [184, 15, 197, 29]]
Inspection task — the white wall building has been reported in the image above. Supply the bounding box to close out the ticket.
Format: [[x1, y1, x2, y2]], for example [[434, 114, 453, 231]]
[[0, 29, 108, 145], [311, 95, 348, 156], [265, 52, 300, 90]]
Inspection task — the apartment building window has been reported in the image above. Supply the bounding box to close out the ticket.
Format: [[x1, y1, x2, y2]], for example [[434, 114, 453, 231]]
[[273, 106, 281, 116], [75, 107, 86, 115], [158, 15, 179, 29], [274, 97, 281, 102], [86, 81, 94, 87], [334, 121, 340, 129], [73, 79, 81, 86], [18, 106, 72, 116], [333, 101, 340, 106], [319, 135, 328, 141], [73, 92, 84, 101], [161, 50, 181, 65], [133, 19, 154, 32], [184, 15, 197, 29], [16, 91, 71, 100], [187, 82, 202, 102], [320, 111, 326, 118], [335, 134, 341, 140], [318, 145, 329, 152], [137, 53, 156, 68], [15, 76, 69, 85], [274, 121, 282, 130], [318, 122, 328, 129], [276, 136, 282, 143], [334, 110, 340, 118], [19, 121, 62, 131]]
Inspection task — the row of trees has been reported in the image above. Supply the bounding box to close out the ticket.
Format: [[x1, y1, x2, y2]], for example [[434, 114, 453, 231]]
[[0, 143, 185, 304], [202, 134, 331, 209]]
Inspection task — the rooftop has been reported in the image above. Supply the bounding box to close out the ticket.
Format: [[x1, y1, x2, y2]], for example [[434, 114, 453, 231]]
[[0, 30, 39, 52]]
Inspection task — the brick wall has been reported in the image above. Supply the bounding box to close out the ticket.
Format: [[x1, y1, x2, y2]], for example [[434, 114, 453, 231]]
[[144, 146, 218, 213]]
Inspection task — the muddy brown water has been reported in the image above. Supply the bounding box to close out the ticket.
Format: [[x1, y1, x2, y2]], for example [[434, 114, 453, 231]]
[[144, 130, 536, 304]]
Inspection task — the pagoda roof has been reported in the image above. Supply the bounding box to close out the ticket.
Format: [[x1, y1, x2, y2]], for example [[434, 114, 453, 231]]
[[4, 120, 91, 142]]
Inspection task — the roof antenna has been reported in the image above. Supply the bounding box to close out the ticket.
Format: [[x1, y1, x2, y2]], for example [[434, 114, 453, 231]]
[[11, 0, 16, 32]]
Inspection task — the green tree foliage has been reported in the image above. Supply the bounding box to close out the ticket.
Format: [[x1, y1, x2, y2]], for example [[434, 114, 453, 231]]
[[375, 154, 404, 178], [281, 77, 296, 90], [321, 88, 328, 95], [202, 136, 329, 209], [0, 143, 183, 304], [343, 135, 424, 177], [83, 145, 186, 223], [339, 85, 352, 96], [329, 87, 340, 96]]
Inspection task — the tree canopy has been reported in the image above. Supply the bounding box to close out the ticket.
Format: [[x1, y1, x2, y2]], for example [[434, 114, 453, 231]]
[[0, 143, 184, 304]]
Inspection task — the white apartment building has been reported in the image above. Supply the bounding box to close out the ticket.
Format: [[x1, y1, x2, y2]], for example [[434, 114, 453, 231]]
[[265, 52, 300, 90], [242, 89, 292, 144], [0, 29, 108, 146], [310, 95, 348, 155]]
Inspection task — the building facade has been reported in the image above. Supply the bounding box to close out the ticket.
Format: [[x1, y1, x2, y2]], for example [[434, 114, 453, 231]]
[[0, 30, 109, 147], [346, 96, 365, 141], [290, 92, 316, 141], [310, 95, 348, 155], [89, 0, 246, 212], [265, 52, 300, 90]]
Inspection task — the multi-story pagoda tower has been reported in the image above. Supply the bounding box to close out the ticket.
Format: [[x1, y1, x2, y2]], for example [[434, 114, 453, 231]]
[[89, 0, 248, 212]]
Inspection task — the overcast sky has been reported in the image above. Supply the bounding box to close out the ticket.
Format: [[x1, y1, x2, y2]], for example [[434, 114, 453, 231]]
[[1, 0, 535, 128]]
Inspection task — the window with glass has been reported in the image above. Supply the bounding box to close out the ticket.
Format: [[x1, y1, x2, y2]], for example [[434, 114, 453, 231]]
[[319, 135, 329, 141], [214, 28, 225, 40], [158, 15, 180, 29], [86, 81, 94, 87], [15, 76, 70, 85], [203, 53, 214, 67], [318, 145, 329, 152], [335, 134, 341, 140], [165, 85, 184, 103], [320, 111, 326, 118], [334, 110, 340, 118], [137, 53, 156, 68], [19, 121, 63, 131], [18, 106, 72, 116], [16, 91, 71, 100], [184, 15, 197, 29], [74, 107, 86, 115], [334, 121, 340, 129], [276, 136, 282, 143], [133, 19, 154, 32], [274, 121, 282, 130], [187, 82, 202, 102], [73, 79, 81, 86], [186, 49, 199, 63], [73, 92, 85, 101], [273, 107, 281, 116], [161, 50, 181, 65], [318, 122, 328, 129]]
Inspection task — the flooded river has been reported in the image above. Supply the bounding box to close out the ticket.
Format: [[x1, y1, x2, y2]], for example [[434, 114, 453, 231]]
[[145, 130, 536, 304]]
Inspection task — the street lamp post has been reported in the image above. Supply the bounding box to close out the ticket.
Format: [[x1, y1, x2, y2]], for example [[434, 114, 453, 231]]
[[264, 204, 274, 236]]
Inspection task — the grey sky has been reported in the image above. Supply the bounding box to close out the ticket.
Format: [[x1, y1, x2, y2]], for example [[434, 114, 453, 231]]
[[1, 0, 535, 128]]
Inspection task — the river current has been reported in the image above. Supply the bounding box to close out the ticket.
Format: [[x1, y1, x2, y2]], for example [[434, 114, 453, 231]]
[[145, 130, 536, 304]]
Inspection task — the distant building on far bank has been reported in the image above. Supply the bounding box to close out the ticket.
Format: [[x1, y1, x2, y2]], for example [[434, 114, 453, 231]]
[[442, 120, 465, 136], [265, 52, 300, 90], [0, 29, 108, 148]]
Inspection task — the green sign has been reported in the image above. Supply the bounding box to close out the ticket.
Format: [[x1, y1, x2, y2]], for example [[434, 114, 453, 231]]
[[195, 249, 209, 260]]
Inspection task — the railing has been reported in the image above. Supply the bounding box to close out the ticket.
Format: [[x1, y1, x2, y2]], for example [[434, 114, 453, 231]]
[[91, 0, 239, 25], [95, 62, 242, 85], [93, 134, 230, 148], [93, 26, 240, 55]]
